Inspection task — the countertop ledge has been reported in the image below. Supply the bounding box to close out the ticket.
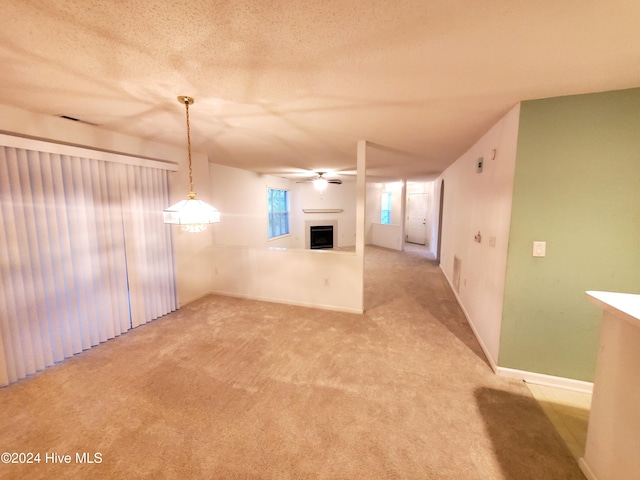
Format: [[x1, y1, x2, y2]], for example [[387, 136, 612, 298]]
[[586, 290, 640, 324]]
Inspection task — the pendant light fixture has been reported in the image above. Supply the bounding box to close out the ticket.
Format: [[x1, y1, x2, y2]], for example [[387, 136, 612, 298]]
[[163, 96, 220, 232]]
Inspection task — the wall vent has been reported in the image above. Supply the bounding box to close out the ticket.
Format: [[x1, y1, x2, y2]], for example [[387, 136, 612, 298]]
[[453, 255, 461, 293], [57, 115, 99, 126]]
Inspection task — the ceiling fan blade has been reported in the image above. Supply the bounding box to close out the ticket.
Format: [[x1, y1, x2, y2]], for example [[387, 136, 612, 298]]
[[290, 170, 344, 185]]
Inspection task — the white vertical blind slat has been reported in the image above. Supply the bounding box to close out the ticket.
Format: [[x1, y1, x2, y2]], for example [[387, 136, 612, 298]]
[[142, 167, 158, 321], [128, 164, 147, 328], [105, 161, 130, 337], [144, 167, 163, 322], [36, 152, 63, 362], [134, 165, 152, 325], [121, 165, 141, 328], [162, 169, 178, 314], [87, 157, 110, 345], [64, 155, 92, 351], [26, 149, 56, 367], [81, 157, 102, 347], [159, 169, 176, 315], [0, 147, 21, 383], [97, 159, 113, 342], [8, 148, 40, 375], [55, 155, 83, 356], [0, 201, 14, 384], [39, 152, 73, 361], [99, 161, 128, 339], [20, 150, 51, 371], [150, 168, 167, 319]]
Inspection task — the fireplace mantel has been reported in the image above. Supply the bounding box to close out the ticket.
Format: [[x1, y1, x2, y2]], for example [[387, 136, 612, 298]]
[[302, 208, 343, 213]]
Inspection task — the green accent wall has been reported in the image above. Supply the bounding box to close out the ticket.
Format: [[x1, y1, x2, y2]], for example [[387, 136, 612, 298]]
[[500, 88, 640, 381]]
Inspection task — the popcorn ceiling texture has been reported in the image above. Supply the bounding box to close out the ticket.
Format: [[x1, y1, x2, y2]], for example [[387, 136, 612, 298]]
[[1, 1, 639, 180], [0, 245, 582, 479]]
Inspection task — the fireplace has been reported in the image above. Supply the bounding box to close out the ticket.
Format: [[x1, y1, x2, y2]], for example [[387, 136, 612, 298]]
[[310, 225, 334, 249]]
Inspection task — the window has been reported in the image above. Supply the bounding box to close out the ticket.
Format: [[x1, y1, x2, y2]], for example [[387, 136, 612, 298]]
[[268, 188, 290, 238], [381, 192, 391, 224]]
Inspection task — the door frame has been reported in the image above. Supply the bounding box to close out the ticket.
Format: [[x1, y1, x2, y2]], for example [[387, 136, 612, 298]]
[[436, 180, 445, 264]]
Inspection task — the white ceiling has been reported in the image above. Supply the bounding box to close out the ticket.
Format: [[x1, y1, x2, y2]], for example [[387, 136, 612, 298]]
[[1, 0, 639, 182]]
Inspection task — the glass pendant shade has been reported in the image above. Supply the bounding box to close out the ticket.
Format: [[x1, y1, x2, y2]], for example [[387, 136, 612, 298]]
[[313, 177, 328, 191], [163, 192, 220, 233], [163, 95, 220, 233]]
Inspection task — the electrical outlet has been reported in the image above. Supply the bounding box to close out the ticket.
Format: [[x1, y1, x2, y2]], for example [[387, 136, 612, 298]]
[[533, 241, 546, 257]]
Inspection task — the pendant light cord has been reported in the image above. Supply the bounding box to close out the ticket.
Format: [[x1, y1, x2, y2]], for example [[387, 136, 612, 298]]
[[185, 99, 195, 195]]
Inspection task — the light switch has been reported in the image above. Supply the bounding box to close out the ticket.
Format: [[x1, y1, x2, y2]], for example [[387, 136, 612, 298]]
[[533, 241, 546, 257]]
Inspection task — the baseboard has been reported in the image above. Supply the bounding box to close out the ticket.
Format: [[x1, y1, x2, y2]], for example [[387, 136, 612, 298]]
[[209, 289, 364, 315], [578, 458, 598, 480], [438, 266, 593, 394], [178, 290, 214, 308], [438, 265, 499, 373], [496, 366, 593, 394]]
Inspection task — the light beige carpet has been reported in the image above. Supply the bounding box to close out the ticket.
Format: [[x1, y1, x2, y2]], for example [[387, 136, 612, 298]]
[[0, 245, 584, 479]]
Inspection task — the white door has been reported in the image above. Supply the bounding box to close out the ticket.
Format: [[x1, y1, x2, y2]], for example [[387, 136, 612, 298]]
[[406, 193, 427, 244]]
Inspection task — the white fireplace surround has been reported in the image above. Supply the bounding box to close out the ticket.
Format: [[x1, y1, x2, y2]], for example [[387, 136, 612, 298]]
[[305, 220, 338, 249]]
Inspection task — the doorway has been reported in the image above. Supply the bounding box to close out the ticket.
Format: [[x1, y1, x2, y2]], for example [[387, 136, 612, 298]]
[[406, 193, 428, 245]]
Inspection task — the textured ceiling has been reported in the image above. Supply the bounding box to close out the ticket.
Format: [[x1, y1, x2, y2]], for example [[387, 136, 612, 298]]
[[1, 0, 639, 181]]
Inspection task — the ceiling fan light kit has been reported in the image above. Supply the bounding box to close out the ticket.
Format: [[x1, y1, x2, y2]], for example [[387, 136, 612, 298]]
[[163, 96, 220, 233], [295, 172, 343, 190], [313, 176, 328, 191]]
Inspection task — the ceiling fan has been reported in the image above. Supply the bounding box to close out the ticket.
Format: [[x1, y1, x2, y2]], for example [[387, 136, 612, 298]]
[[296, 172, 343, 191]]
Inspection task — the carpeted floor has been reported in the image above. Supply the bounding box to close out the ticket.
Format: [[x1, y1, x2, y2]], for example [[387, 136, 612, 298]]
[[0, 245, 584, 479]]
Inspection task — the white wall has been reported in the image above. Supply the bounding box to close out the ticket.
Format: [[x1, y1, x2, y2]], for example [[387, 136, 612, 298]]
[[210, 163, 294, 248], [385, 182, 404, 226], [371, 223, 403, 250], [366, 181, 404, 249], [436, 104, 520, 367], [207, 142, 367, 314], [210, 247, 363, 313], [0, 104, 211, 307], [365, 183, 382, 244]]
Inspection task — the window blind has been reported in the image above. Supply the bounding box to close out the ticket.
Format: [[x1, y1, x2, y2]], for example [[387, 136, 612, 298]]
[[0, 143, 177, 386]]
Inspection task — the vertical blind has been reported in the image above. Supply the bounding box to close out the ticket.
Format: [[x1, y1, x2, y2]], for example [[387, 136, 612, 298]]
[[0, 144, 177, 386]]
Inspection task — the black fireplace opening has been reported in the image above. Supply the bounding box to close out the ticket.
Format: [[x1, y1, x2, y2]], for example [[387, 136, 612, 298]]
[[310, 225, 334, 249]]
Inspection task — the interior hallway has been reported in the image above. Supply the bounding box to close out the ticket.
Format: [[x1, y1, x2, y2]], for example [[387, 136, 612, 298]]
[[404, 241, 591, 465], [0, 245, 584, 479]]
